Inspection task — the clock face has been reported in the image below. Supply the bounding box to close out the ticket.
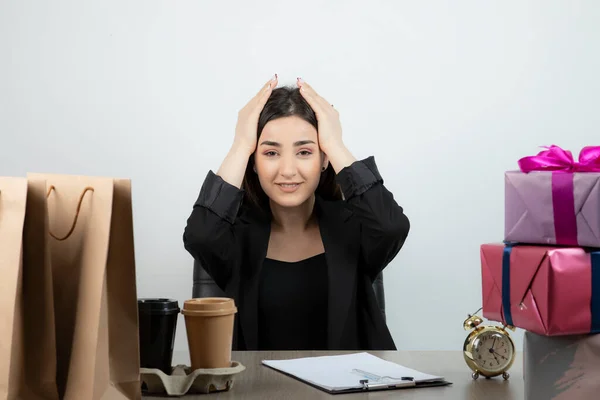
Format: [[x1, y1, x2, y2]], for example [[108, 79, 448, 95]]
[[471, 330, 514, 373]]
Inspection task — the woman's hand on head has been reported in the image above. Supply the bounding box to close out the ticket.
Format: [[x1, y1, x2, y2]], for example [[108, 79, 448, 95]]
[[297, 78, 344, 154], [233, 75, 278, 156]]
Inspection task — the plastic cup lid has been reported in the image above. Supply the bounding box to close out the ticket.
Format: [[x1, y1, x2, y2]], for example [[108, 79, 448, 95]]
[[138, 298, 180, 314], [181, 297, 237, 317]]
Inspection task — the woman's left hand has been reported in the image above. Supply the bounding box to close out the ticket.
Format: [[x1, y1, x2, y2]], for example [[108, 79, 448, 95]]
[[297, 78, 344, 154]]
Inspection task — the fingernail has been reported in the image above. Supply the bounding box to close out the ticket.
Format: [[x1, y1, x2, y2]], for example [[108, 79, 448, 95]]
[[272, 73, 277, 81], [297, 77, 304, 84]]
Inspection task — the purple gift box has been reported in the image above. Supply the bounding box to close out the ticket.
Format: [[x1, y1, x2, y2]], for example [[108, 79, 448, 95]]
[[504, 145, 600, 248]]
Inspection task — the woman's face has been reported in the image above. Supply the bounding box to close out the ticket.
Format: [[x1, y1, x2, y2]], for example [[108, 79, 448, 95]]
[[254, 116, 328, 208]]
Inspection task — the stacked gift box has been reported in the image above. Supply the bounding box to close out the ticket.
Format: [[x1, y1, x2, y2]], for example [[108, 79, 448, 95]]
[[480, 145, 600, 400]]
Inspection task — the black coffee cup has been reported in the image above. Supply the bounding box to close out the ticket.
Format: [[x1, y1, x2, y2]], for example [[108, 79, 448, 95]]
[[138, 298, 180, 374]]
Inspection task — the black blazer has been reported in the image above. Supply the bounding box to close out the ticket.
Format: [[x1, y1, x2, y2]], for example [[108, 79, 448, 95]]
[[183, 156, 410, 350]]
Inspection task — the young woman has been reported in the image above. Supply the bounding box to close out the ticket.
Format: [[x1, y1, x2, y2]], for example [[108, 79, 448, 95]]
[[183, 75, 410, 351]]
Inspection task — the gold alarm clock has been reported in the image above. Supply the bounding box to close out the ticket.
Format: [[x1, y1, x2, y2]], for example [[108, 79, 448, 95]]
[[463, 308, 516, 380]]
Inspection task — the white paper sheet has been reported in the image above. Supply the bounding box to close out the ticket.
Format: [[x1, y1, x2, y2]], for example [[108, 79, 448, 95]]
[[262, 352, 447, 392]]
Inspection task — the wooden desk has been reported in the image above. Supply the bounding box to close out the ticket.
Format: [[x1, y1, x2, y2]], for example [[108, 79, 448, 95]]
[[142, 350, 524, 399]]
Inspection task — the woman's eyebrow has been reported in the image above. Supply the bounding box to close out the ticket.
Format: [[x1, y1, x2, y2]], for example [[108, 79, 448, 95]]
[[259, 140, 280, 147], [259, 140, 316, 147], [294, 140, 316, 146]]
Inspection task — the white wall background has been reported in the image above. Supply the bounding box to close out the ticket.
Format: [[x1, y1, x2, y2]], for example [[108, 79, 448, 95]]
[[1, 0, 598, 354]]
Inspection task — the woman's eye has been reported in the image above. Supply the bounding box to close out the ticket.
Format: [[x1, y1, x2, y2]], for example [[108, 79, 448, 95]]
[[298, 150, 312, 156], [265, 151, 278, 157]]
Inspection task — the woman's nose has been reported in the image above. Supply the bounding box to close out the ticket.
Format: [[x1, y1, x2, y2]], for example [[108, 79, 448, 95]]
[[279, 156, 297, 178]]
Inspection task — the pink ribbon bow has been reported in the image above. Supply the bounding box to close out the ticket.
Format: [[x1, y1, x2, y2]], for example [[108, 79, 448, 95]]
[[518, 145, 600, 173]]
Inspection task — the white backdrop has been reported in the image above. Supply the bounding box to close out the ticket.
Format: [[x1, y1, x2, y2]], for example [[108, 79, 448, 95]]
[[1, 0, 598, 353]]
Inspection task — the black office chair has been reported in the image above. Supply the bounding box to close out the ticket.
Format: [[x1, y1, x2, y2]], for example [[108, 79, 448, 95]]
[[192, 259, 387, 322]]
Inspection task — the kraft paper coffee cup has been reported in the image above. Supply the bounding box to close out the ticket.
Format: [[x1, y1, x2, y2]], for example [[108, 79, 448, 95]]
[[181, 298, 237, 370]]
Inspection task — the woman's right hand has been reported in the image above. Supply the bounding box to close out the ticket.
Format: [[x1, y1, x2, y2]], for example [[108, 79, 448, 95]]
[[233, 74, 278, 155]]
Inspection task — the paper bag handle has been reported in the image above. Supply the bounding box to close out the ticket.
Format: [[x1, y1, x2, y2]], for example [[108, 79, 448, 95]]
[[46, 185, 94, 241]]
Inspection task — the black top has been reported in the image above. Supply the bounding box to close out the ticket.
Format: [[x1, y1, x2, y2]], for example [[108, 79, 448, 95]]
[[258, 254, 329, 350], [184, 156, 410, 350]]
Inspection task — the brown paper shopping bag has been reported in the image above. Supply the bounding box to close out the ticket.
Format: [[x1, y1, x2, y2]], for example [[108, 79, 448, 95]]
[[28, 173, 141, 400], [0, 177, 28, 400], [0, 177, 59, 400]]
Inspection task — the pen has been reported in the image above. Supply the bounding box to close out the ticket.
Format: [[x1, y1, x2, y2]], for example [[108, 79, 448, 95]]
[[352, 369, 414, 382], [359, 378, 416, 390]]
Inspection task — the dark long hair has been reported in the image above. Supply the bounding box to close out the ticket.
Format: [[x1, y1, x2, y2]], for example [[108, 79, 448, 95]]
[[241, 86, 342, 213]]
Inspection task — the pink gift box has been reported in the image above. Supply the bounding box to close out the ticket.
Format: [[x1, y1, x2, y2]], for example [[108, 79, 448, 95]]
[[481, 243, 600, 336]]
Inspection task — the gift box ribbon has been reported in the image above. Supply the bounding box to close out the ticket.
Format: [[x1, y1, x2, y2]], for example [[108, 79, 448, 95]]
[[502, 243, 600, 333], [518, 145, 600, 246]]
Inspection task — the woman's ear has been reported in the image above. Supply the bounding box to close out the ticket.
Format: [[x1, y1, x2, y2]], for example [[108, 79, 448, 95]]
[[321, 154, 329, 172], [250, 153, 258, 174]]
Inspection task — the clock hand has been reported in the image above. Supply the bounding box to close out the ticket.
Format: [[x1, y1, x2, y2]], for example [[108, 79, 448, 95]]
[[492, 352, 500, 363], [488, 347, 499, 361], [490, 348, 508, 360]]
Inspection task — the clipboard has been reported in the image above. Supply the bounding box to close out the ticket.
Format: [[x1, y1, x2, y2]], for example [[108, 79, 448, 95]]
[[261, 352, 453, 394]]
